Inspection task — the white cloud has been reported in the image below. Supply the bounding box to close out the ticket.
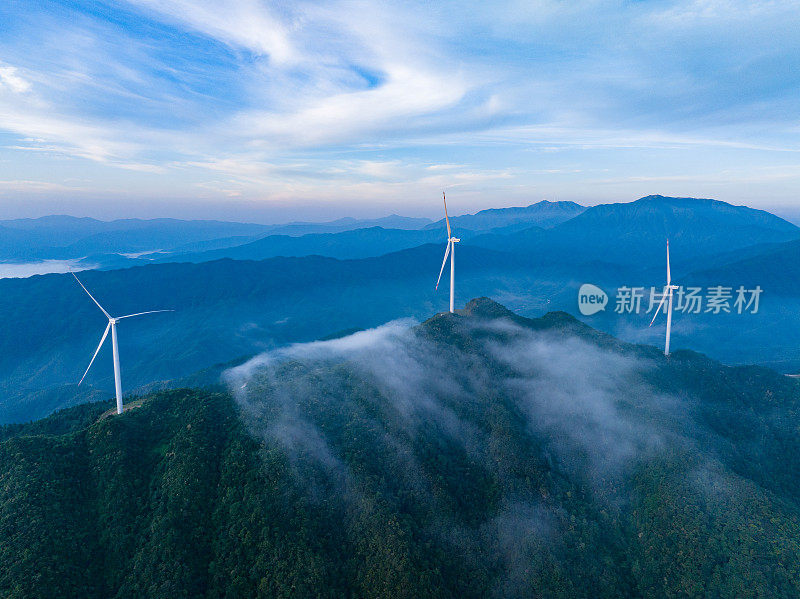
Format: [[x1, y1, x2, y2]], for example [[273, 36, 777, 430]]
[[0, 97, 149, 164], [0, 179, 85, 192], [0, 65, 31, 93], [126, 0, 296, 63], [237, 64, 469, 147]]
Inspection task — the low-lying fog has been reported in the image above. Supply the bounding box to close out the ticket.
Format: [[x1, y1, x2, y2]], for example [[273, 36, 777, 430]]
[[0, 260, 92, 279]]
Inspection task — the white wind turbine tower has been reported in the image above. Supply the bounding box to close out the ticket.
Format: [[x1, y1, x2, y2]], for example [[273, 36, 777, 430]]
[[649, 240, 679, 356], [73, 272, 173, 414], [435, 191, 460, 313]]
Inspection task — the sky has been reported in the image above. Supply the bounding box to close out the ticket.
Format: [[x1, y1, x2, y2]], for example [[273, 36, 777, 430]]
[[0, 0, 799, 222]]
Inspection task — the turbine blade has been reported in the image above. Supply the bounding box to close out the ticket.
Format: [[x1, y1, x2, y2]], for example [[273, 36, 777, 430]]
[[649, 291, 668, 327], [72, 272, 111, 319], [435, 241, 452, 290], [666, 239, 671, 285], [116, 309, 174, 320], [443, 191, 451, 238], [79, 322, 111, 385]]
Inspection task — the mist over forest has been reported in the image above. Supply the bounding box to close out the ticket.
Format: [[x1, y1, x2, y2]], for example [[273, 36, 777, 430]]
[[5, 299, 796, 597]]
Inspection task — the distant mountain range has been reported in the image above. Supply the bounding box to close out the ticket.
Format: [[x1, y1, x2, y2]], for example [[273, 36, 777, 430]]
[[3, 195, 800, 423], [135, 200, 585, 265], [469, 195, 800, 267], [2, 299, 800, 597], [131, 195, 796, 269], [0, 201, 586, 266], [0, 216, 271, 261], [423, 199, 585, 232], [0, 214, 430, 262], [159, 227, 448, 263], [264, 214, 433, 234]]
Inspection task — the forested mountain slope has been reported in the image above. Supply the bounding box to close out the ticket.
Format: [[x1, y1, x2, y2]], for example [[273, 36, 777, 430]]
[[2, 299, 800, 598]]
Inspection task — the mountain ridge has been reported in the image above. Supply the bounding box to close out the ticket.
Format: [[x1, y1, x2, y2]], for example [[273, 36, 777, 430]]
[[470, 194, 800, 266], [424, 199, 586, 232]]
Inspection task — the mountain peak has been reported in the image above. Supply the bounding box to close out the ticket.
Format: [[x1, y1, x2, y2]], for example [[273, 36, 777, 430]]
[[424, 201, 585, 233], [634, 194, 717, 206], [528, 199, 585, 210], [431, 298, 597, 340], [461, 296, 516, 319]]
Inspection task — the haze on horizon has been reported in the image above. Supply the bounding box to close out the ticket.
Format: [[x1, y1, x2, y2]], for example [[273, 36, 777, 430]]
[[0, 0, 798, 223]]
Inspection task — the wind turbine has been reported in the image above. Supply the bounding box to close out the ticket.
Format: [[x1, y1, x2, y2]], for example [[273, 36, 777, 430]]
[[649, 240, 678, 356], [435, 191, 460, 313], [72, 272, 172, 414]]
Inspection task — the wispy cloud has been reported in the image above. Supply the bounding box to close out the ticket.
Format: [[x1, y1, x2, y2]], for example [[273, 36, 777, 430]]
[[128, 0, 296, 63], [0, 64, 31, 94]]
